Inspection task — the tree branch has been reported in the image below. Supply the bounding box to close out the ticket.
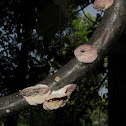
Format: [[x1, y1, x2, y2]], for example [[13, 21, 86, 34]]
[[41, 0, 126, 90], [0, 0, 126, 118]]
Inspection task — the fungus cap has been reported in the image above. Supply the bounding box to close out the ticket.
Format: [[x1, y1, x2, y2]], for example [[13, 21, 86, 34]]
[[20, 84, 51, 105], [93, 0, 114, 11], [74, 44, 98, 63], [43, 84, 77, 110]]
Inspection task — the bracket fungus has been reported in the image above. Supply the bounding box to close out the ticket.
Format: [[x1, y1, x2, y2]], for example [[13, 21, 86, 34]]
[[43, 84, 77, 110], [20, 84, 51, 106], [20, 84, 77, 110], [93, 0, 114, 11], [74, 44, 98, 63]]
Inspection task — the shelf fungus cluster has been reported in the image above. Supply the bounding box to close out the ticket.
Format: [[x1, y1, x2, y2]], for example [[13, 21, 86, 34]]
[[20, 84, 77, 110], [93, 0, 114, 11]]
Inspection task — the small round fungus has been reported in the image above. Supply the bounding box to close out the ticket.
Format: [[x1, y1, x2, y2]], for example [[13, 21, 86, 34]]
[[55, 76, 61, 82], [74, 44, 98, 63], [6, 109, 10, 113]]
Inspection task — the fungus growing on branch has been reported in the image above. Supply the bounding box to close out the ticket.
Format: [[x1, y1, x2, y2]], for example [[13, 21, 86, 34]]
[[74, 44, 98, 63], [93, 0, 114, 11], [20, 84, 51, 105], [43, 84, 77, 110]]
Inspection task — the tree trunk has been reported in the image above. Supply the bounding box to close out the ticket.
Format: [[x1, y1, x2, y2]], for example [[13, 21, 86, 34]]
[[108, 31, 126, 126]]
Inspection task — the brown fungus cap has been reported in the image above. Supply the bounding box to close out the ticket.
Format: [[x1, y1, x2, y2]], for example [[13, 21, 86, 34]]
[[20, 84, 51, 106], [93, 0, 114, 11], [43, 84, 77, 110], [74, 44, 98, 63]]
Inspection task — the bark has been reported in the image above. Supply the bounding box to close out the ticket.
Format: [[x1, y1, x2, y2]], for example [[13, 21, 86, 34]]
[[0, 92, 28, 118], [0, 0, 126, 118]]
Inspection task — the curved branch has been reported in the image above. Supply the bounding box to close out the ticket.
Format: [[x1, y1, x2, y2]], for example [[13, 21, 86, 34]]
[[0, 0, 126, 118], [42, 0, 126, 90]]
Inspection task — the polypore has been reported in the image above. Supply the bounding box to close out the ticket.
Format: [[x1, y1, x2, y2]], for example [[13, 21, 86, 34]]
[[43, 84, 77, 110], [74, 44, 98, 63], [93, 0, 114, 11], [20, 84, 51, 105]]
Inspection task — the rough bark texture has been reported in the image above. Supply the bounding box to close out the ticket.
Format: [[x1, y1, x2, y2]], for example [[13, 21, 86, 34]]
[[0, 0, 126, 118]]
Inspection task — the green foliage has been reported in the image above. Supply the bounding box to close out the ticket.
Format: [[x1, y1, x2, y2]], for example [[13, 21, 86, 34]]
[[71, 13, 95, 43]]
